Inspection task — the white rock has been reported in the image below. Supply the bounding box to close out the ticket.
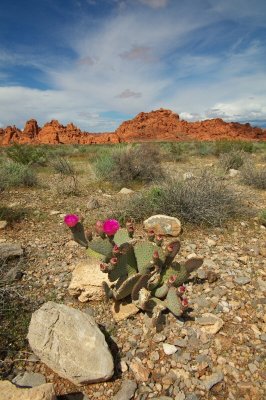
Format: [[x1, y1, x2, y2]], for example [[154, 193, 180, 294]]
[[183, 172, 194, 180], [144, 215, 181, 236], [27, 302, 114, 385], [68, 260, 110, 302], [119, 188, 134, 194], [49, 210, 60, 215], [228, 169, 239, 178], [162, 343, 178, 355], [0, 381, 56, 400], [0, 220, 7, 229]]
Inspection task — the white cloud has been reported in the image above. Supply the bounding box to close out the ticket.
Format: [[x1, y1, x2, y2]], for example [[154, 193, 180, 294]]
[[138, 0, 169, 8], [0, 1, 266, 130]]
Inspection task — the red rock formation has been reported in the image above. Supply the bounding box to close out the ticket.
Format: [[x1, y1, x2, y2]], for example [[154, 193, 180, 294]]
[[0, 109, 265, 145], [115, 109, 266, 141]]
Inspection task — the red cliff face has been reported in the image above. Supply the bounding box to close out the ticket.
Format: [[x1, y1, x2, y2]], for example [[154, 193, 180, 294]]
[[115, 109, 266, 141], [0, 109, 265, 145]]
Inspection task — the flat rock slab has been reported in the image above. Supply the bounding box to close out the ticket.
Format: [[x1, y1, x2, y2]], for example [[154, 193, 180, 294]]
[[68, 261, 110, 302], [113, 380, 137, 400], [111, 302, 139, 322], [144, 215, 181, 236], [0, 380, 56, 400], [0, 242, 23, 259], [196, 313, 224, 335], [27, 301, 114, 385], [12, 371, 46, 387]]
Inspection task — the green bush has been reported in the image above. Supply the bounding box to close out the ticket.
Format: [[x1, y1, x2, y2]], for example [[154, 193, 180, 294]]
[[93, 144, 164, 185], [214, 140, 253, 156], [50, 157, 75, 175], [6, 144, 48, 166], [240, 161, 266, 189], [115, 170, 247, 226], [259, 209, 266, 226], [218, 150, 247, 171], [0, 162, 37, 190]]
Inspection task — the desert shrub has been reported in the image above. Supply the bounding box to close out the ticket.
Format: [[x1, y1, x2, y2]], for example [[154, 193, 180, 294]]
[[6, 144, 48, 166], [214, 140, 253, 155], [0, 162, 37, 190], [93, 151, 116, 180], [50, 157, 75, 175], [160, 142, 184, 161], [240, 161, 266, 189], [259, 210, 266, 226], [115, 170, 246, 226], [192, 141, 213, 156], [93, 144, 164, 185], [218, 150, 247, 171]]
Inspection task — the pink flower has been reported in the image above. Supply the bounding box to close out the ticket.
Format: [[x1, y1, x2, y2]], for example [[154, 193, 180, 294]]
[[64, 214, 79, 227], [103, 219, 120, 236]]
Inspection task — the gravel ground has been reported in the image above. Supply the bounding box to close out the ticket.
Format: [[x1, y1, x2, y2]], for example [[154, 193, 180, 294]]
[[0, 159, 265, 400]]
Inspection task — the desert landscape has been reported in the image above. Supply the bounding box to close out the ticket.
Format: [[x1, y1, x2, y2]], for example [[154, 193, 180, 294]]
[[1, 0, 266, 399], [0, 108, 265, 400]]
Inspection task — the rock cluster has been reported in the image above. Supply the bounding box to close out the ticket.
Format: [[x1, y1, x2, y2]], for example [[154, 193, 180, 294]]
[[0, 108, 265, 145]]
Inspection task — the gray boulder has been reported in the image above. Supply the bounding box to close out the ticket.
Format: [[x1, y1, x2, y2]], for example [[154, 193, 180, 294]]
[[0, 242, 23, 259], [27, 301, 114, 385]]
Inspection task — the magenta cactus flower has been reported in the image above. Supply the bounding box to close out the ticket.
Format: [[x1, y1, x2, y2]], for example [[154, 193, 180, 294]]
[[64, 214, 79, 227], [103, 219, 120, 236]]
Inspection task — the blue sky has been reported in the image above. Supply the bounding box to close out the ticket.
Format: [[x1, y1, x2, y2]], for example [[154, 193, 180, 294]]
[[0, 0, 266, 131]]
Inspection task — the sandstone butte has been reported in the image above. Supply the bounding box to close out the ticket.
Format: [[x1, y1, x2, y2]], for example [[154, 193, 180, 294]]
[[0, 109, 265, 146]]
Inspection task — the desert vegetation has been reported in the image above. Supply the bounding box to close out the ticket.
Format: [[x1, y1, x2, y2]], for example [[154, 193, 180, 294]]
[[0, 140, 265, 399]]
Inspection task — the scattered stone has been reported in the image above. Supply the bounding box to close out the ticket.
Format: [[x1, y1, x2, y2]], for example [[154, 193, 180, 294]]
[[68, 260, 110, 302], [0, 220, 7, 229], [49, 210, 60, 215], [86, 198, 100, 210], [153, 333, 166, 343], [175, 392, 186, 400], [113, 380, 137, 400], [163, 343, 178, 355], [207, 239, 216, 246], [206, 271, 219, 283], [174, 338, 188, 348], [4, 265, 24, 281], [0, 242, 23, 259], [234, 276, 251, 285], [143, 215, 181, 236], [0, 380, 56, 400], [183, 172, 194, 180], [185, 394, 199, 400], [119, 188, 134, 194], [27, 301, 114, 385], [12, 371, 46, 387], [248, 363, 257, 374], [196, 313, 224, 335], [202, 370, 224, 390], [111, 302, 139, 322], [130, 359, 150, 381], [228, 169, 239, 178]]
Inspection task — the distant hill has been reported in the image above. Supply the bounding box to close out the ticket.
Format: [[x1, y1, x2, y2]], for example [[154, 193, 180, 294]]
[[0, 108, 265, 145]]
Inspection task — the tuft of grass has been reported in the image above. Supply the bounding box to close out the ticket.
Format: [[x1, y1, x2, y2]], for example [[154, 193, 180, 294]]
[[50, 157, 75, 175], [93, 144, 164, 186], [6, 144, 48, 166], [259, 210, 266, 226], [214, 140, 254, 156], [114, 170, 247, 226], [218, 150, 247, 171], [240, 161, 266, 189], [0, 161, 37, 190]]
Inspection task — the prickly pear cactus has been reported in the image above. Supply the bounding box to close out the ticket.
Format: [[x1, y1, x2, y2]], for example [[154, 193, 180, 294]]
[[64, 215, 204, 320]]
